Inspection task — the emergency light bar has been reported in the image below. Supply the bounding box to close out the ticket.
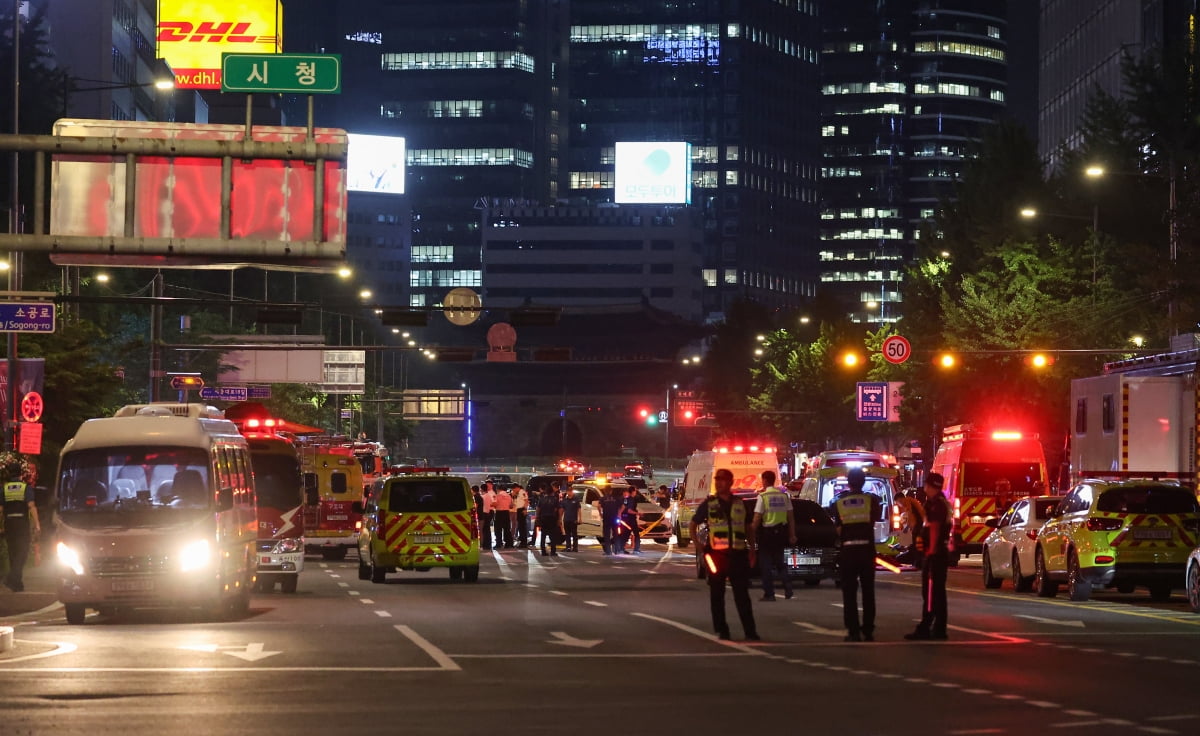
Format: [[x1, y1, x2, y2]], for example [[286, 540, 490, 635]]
[[991, 431, 1023, 441]]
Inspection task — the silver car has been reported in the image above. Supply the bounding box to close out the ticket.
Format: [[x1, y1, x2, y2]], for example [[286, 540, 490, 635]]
[[982, 495, 1063, 591], [1187, 545, 1200, 613]]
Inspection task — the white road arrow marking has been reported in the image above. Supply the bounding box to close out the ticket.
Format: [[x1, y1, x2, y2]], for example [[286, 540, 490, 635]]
[[793, 622, 846, 637], [224, 643, 282, 662], [1015, 614, 1085, 628], [547, 631, 602, 648], [178, 643, 220, 653]]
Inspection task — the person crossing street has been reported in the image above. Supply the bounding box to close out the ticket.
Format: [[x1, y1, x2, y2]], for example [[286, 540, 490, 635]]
[[831, 467, 883, 642]]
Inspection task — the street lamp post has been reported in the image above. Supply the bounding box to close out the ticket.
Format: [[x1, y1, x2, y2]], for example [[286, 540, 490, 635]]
[[1019, 205, 1100, 288]]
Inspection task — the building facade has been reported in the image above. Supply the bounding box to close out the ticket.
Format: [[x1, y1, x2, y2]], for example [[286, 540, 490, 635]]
[[820, 0, 1008, 323], [565, 0, 823, 317]]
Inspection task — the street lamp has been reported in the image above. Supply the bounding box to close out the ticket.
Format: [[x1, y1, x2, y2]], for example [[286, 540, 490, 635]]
[[1019, 205, 1101, 287]]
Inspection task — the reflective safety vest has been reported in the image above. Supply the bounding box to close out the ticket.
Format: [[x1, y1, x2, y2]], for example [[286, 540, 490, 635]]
[[835, 492, 874, 544], [759, 487, 790, 527], [3, 481, 28, 516], [707, 496, 748, 551]]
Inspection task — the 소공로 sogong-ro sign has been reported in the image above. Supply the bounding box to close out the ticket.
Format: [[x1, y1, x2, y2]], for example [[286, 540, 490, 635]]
[[0, 303, 55, 333]]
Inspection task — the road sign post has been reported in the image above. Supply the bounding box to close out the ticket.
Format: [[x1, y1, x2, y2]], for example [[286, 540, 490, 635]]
[[856, 382, 889, 421], [221, 53, 342, 94], [0, 302, 55, 333], [200, 386, 250, 402]]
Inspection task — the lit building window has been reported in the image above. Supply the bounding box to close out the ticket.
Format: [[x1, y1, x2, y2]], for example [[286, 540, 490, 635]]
[[408, 148, 534, 168], [381, 51, 534, 72], [724, 269, 738, 285], [702, 268, 718, 287], [913, 40, 1005, 61]]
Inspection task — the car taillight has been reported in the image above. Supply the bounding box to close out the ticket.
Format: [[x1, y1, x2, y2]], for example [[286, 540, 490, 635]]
[[1095, 555, 1115, 564], [953, 497, 961, 521], [1086, 517, 1123, 532], [1026, 529, 1039, 541]]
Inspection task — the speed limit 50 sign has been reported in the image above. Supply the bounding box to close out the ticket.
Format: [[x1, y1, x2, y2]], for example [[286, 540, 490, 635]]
[[881, 335, 911, 365]]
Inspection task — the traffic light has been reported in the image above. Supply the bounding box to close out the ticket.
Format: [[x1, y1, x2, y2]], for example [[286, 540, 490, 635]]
[[1025, 352, 1056, 368], [637, 406, 655, 426]]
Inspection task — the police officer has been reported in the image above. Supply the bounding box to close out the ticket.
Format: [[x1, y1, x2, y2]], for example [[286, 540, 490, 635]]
[[832, 467, 883, 641], [690, 468, 759, 641], [3, 456, 40, 592], [906, 472, 950, 641], [750, 470, 796, 601], [598, 487, 624, 555]]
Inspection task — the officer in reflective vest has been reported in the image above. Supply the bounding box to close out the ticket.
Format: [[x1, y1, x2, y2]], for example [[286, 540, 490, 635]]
[[832, 467, 882, 642], [690, 468, 759, 641], [3, 460, 41, 593], [751, 470, 797, 601]]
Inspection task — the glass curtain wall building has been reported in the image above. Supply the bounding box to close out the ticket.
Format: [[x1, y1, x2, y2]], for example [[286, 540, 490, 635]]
[[566, 0, 823, 317], [820, 0, 1008, 323]]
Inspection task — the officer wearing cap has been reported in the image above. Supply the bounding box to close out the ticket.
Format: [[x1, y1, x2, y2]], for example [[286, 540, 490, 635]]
[[831, 467, 882, 642], [906, 472, 950, 640], [2, 454, 40, 592]]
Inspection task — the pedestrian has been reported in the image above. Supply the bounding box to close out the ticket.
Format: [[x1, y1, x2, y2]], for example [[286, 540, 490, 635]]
[[906, 472, 950, 641], [598, 487, 624, 555], [898, 486, 926, 567], [689, 468, 759, 641], [511, 484, 530, 547], [655, 484, 671, 509], [535, 484, 563, 556], [560, 485, 582, 551], [479, 482, 496, 550], [2, 453, 40, 593], [621, 487, 642, 553], [832, 467, 883, 642], [492, 484, 513, 549], [750, 469, 796, 602]]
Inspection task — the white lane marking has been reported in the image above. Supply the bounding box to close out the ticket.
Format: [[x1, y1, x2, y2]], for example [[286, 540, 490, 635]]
[[0, 641, 77, 664], [359, 599, 374, 604], [393, 624, 460, 671], [1050, 722, 1108, 729], [949, 730, 1005, 735], [225, 643, 282, 662], [587, 560, 600, 565], [0, 666, 458, 673], [338, 582, 349, 588], [448, 652, 751, 659], [348, 591, 361, 596], [547, 632, 602, 648], [523, 584, 539, 589], [962, 689, 992, 695], [793, 621, 845, 638], [374, 611, 392, 618], [932, 682, 958, 689], [549, 591, 569, 596], [630, 612, 768, 656], [1147, 715, 1200, 722], [328, 574, 341, 579], [583, 601, 607, 607], [318, 563, 328, 568], [947, 624, 1029, 644], [996, 694, 1022, 701], [1137, 727, 1178, 735], [1015, 614, 1085, 628], [1029, 701, 1061, 709], [1065, 710, 1097, 717]]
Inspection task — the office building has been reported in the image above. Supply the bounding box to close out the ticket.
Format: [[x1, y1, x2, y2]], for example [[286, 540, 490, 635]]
[[820, 0, 1008, 322]]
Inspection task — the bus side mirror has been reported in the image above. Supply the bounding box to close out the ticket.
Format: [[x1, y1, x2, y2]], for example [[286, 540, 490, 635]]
[[216, 487, 234, 511]]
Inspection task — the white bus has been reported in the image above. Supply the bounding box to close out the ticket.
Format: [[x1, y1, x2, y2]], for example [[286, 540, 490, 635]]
[[54, 403, 258, 624]]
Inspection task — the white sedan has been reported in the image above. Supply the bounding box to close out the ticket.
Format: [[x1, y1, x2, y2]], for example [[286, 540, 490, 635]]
[[982, 495, 1063, 591]]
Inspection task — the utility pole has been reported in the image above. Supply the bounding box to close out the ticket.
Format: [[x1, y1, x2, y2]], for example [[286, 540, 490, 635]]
[[6, 0, 21, 450]]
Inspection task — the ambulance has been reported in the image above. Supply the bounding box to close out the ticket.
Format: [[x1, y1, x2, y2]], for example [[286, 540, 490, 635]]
[[797, 466, 901, 558], [296, 438, 366, 561], [674, 443, 781, 546], [929, 424, 1049, 559]]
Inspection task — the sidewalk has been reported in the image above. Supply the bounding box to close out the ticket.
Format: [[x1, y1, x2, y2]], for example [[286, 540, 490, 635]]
[[0, 540, 60, 620]]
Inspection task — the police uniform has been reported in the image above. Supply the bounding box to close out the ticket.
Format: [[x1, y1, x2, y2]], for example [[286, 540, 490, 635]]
[[753, 485, 793, 600], [692, 495, 759, 641], [832, 469, 883, 642], [4, 480, 36, 592], [907, 474, 950, 640]]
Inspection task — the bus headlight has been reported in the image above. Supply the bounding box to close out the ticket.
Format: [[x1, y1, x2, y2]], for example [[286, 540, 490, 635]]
[[179, 540, 212, 572], [57, 542, 85, 576]]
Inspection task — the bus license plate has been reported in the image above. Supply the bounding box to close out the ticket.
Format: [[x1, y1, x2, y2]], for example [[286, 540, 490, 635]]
[[412, 534, 443, 544], [111, 578, 154, 593], [326, 514, 348, 521]]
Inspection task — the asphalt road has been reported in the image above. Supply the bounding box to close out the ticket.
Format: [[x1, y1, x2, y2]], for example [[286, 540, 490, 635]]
[[1, 543, 1197, 736]]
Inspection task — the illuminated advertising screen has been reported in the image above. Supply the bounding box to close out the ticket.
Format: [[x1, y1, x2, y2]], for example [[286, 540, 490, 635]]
[[347, 134, 406, 195], [157, 0, 283, 89], [614, 141, 692, 204]]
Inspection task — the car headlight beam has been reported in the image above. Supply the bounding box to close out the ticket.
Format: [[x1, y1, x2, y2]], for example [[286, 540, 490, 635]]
[[56, 541, 85, 576], [179, 539, 212, 572]]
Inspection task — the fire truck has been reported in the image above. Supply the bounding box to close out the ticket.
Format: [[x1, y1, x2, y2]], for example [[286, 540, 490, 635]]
[[1069, 343, 1198, 487], [224, 403, 307, 593], [350, 440, 390, 491], [292, 436, 366, 561], [929, 424, 1049, 560]]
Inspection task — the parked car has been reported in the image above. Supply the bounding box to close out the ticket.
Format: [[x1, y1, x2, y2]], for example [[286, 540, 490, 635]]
[[1034, 480, 1200, 602], [484, 473, 515, 490], [572, 483, 672, 544], [691, 497, 839, 585], [1188, 546, 1200, 613], [981, 495, 1064, 591]]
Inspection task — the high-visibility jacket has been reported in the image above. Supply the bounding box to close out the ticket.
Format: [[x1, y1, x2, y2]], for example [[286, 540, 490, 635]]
[[3, 481, 29, 517], [835, 491, 876, 545], [707, 496, 748, 551], [758, 487, 790, 527]]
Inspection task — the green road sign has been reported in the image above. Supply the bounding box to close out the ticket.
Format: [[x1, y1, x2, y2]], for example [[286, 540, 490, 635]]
[[221, 53, 341, 94]]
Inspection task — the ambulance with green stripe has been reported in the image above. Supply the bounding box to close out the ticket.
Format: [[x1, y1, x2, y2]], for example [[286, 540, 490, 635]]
[[797, 466, 901, 558]]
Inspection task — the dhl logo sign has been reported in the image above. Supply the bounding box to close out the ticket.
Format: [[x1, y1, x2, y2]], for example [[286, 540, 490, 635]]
[[157, 21, 276, 44], [156, 0, 282, 89]]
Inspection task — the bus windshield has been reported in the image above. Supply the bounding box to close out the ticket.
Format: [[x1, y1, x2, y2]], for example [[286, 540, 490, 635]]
[[58, 446, 212, 528], [251, 453, 302, 511]]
